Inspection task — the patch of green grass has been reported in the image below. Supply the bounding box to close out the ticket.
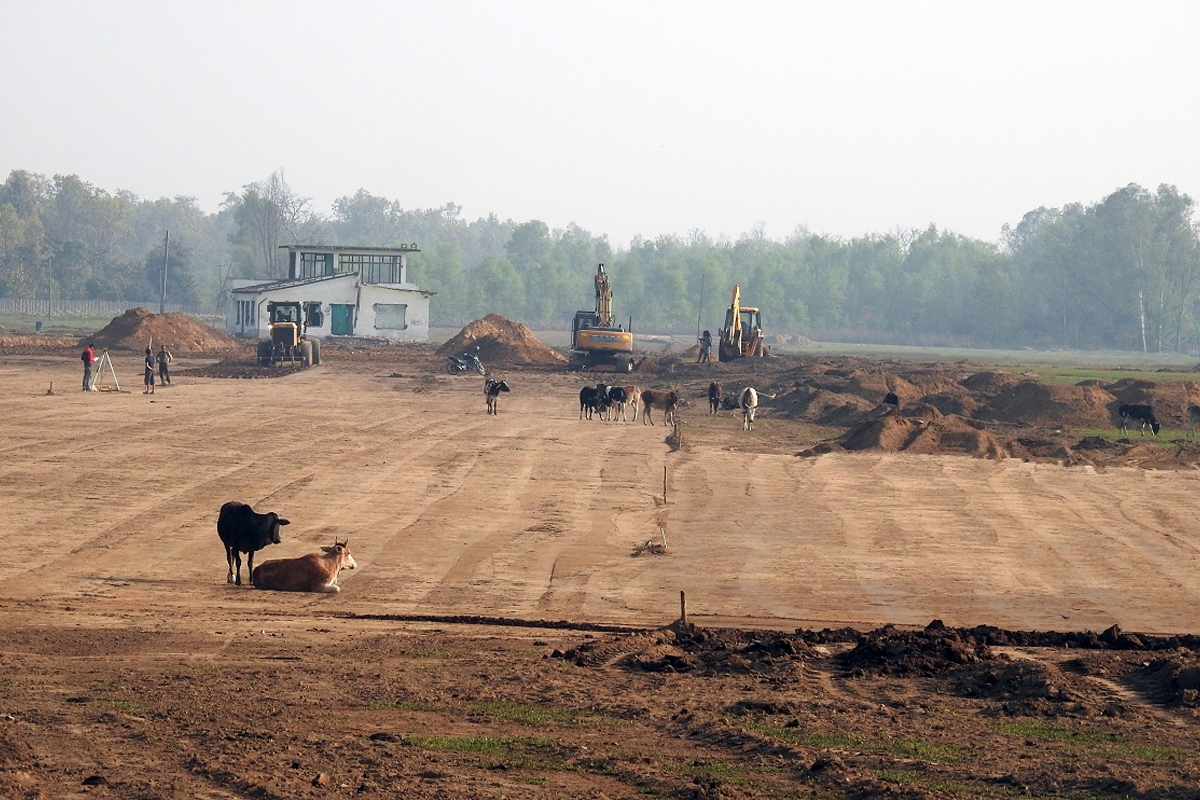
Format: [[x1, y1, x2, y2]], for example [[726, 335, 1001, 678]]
[[679, 759, 747, 782], [401, 733, 560, 769], [746, 723, 965, 763], [99, 696, 146, 714], [1075, 427, 1185, 448], [999, 720, 1122, 745], [1027, 365, 1200, 386], [1121, 744, 1183, 761], [406, 648, 462, 659], [358, 698, 442, 712], [873, 769, 998, 796], [468, 699, 591, 725]]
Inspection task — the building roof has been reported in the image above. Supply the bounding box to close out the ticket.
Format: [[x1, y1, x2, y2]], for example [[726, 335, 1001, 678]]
[[230, 273, 355, 295], [231, 272, 435, 298], [278, 243, 420, 253]]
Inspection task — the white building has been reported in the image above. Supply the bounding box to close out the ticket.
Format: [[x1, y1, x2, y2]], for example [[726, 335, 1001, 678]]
[[225, 244, 434, 342]]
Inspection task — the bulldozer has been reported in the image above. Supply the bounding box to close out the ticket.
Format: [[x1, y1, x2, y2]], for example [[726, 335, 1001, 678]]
[[568, 263, 635, 372], [257, 300, 321, 367], [718, 284, 765, 361]]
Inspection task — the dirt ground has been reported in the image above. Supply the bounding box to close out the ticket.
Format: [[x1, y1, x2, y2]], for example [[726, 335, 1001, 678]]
[[4, 331, 1200, 799]]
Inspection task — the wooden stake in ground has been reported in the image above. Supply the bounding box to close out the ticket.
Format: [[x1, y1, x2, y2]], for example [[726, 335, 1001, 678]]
[[663, 465, 668, 504]]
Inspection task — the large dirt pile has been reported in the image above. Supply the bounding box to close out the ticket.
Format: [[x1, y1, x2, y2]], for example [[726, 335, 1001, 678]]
[[81, 308, 244, 354], [838, 413, 1012, 459], [977, 381, 1118, 429], [436, 314, 566, 366]]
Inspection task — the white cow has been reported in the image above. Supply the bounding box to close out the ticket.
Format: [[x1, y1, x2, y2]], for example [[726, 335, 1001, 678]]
[[739, 387, 758, 431]]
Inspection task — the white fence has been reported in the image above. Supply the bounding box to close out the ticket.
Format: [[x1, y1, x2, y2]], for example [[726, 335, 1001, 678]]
[[0, 298, 214, 319]]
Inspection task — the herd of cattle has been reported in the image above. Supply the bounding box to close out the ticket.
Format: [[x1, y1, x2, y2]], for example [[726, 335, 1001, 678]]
[[213, 380, 1197, 595]]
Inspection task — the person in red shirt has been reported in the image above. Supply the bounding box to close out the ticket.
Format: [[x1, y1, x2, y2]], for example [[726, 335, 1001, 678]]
[[81, 342, 95, 391]]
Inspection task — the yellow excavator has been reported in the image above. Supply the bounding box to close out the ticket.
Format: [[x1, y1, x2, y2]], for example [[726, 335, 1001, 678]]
[[568, 263, 635, 372], [718, 284, 765, 361]]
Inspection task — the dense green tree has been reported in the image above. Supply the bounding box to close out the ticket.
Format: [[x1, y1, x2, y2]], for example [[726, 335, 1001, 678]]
[[3, 167, 1200, 354]]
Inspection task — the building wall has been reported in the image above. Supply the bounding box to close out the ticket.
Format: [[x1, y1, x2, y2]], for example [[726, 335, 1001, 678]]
[[226, 277, 431, 342], [357, 284, 431, 342]]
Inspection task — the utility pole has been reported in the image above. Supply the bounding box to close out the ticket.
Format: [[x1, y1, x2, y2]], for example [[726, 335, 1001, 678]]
[[160, 231, 169, 314]]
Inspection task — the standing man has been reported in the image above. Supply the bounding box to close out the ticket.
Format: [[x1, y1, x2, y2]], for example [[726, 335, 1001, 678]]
[[698, 330, 712, 363], [143, 348, 156, 395], [81, 341, 95, 391], [157, 344, 173, 387]]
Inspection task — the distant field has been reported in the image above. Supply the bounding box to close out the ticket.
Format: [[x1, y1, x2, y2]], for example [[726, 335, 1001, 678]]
[[0, 312, 224, 336]]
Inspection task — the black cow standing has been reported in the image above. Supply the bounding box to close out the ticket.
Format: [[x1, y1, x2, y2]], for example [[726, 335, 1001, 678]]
[[579, 386, 608, 420], [708, 381, 722, 415], [484, 378, 511, 414], [218, 501, 289, 586]]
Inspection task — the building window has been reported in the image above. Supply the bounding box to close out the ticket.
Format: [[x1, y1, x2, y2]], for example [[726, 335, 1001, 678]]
[[237, 299, 255, 327], [338, 254, 401, 283], [374, 303, 408, 330], [299, 252, 333, 278], [305, 302, 324, 328]]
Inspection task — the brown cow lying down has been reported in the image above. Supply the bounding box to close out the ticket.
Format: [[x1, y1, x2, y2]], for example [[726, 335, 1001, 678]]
[[251, 539, 357, 593]]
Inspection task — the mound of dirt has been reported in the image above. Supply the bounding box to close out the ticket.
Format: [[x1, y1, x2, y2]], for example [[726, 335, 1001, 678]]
[[978, 381, 1117, 429], [559, 626, 812, 678], [436, 314, 566, 366], [840, 622, 994, 676], [947, 659, 1082, 716], [1127, 654, 1200, 706], [81, 308, 243, 355], [960, 370, 1025, 395]]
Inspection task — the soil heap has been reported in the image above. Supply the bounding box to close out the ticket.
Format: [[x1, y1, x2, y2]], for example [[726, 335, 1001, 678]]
[[81, 308, 244, 355], [436, 314, 566, 366]]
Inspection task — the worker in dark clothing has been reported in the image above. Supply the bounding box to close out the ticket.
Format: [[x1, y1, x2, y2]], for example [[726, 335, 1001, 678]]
[[143, 348, 156, 395], [158, 345, 173, 386]]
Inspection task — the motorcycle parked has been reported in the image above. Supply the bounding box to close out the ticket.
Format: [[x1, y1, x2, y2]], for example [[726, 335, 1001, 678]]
[[446, 346, 487, 376]]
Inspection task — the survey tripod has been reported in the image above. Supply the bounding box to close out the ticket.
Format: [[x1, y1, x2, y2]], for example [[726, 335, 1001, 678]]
[[88, 348, 121, 392]]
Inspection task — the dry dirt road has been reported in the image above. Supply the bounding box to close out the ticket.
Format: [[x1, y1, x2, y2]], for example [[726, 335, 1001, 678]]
[[4, 349, 1200, 799]]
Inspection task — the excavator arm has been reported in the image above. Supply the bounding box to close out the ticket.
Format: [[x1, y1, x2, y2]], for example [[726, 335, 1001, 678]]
[[594, 263, 613, 328]]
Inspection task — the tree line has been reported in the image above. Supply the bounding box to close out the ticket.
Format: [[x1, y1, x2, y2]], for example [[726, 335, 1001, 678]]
[[1, 169, 1197, 352]]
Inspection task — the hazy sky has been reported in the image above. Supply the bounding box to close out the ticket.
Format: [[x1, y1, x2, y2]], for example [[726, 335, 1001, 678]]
[[5, 2, 1199, 246]]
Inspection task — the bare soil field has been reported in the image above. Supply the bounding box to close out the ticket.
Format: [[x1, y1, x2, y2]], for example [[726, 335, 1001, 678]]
[[3, 329, 1200, 799]]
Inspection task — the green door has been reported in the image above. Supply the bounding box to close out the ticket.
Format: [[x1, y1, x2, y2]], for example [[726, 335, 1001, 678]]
[[331, 304, 354, 335]]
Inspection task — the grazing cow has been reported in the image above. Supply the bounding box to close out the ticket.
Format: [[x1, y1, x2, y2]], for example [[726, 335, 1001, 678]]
[[251, 539, 357, 593], [883, 391, 900, 411], [217, 501, 289, 586], [484, 379, 510, 414], [579, 385, 608, 420], [640, 389, 679, 426], [739, 387, 759, 431], [1189, 405, 1200, 438], [1118, 403, 1160, 436], [708, 381, 722, 415]]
